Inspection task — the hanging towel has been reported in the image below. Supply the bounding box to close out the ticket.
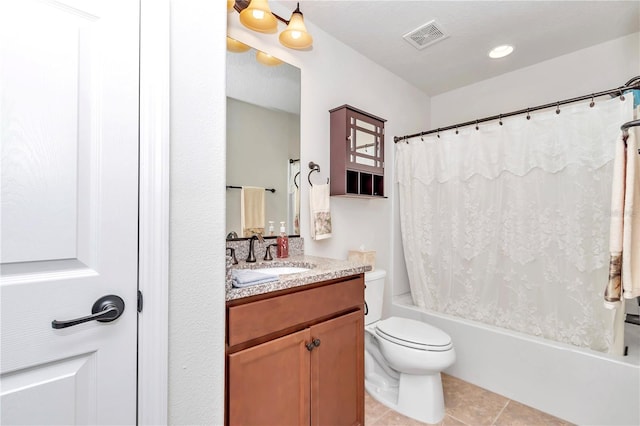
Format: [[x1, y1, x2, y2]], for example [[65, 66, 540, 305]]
[[231, 269, 278, 288], [622, 128, 640, 299], [294, 187, 300, 235], [604, 133, 626, 308], [241, 186, 265, 238], [604, 129, 640, 307], [288, 188, 301, 235], [309, 183, 332, 240]]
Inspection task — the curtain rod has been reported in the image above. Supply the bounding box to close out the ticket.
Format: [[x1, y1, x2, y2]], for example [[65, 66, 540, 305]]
[[394, 76, 640, 143]]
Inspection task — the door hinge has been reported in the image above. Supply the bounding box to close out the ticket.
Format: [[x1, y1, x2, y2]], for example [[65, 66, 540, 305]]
[[137, 290, 143, 313]]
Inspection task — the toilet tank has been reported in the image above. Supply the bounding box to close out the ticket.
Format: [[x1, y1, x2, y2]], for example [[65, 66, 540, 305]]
[[364, 269, 386, 325]]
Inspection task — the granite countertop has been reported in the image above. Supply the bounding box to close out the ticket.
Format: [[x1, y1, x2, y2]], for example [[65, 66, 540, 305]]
[[226, 255, 372, 301]]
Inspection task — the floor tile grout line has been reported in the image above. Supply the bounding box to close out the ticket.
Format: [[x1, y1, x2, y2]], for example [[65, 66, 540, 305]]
[[491, 399, 511, 425], [447, 413, 472, 426]]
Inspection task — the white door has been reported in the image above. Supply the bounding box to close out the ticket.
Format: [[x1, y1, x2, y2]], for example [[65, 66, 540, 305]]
[[0, 0, 140, 424]]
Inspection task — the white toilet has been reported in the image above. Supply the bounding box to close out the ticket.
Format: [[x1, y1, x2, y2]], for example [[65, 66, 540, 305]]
[[364, 269, 455, 424]]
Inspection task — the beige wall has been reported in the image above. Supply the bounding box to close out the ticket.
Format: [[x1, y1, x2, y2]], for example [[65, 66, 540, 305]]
[[226, 98, 300, 237]]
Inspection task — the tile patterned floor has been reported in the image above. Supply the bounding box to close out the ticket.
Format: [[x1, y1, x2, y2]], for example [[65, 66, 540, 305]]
[[366, 374, 572, 426]]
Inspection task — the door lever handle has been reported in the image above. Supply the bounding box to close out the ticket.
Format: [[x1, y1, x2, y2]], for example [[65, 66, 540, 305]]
[[52, 295, 125, 329]]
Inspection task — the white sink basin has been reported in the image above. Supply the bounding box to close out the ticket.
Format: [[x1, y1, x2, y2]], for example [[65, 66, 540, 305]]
[[253, 267, 310, 275]]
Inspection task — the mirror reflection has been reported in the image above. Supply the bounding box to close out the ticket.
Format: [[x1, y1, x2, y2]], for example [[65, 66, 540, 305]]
[[226, 44, 301, 239]]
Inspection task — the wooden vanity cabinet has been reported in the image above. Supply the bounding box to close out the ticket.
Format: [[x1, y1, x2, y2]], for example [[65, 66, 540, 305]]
[[226, 275, 365, 426]]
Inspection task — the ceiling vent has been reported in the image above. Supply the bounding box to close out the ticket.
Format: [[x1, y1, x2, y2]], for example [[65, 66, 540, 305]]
[[402, 20, 448, 50]]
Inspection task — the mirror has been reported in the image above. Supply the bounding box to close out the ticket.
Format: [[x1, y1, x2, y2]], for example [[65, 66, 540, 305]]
[[226, 45, 301, 239]]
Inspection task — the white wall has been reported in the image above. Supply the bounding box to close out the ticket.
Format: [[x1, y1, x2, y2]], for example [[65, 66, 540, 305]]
[[392, 32, 640, 297], [227, 3, 431, 313], [169, 1, 226, 424], [432, 33, 640, 127]]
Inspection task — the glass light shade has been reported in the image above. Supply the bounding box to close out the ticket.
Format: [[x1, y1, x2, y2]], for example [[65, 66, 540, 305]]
[[226, 37, 251, 53], [279, 11, 313, 49], [256, 51, 283, 66], [239, 0, 278, 33], [227, 0, 234, 11]]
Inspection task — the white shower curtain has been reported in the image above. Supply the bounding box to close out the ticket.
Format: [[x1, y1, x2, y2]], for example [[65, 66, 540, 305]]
[[396, 96, 634, 353]]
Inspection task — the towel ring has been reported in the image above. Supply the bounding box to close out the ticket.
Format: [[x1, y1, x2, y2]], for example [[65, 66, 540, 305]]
[[308, 161, 328, 186], [294, 171, 300, 189]]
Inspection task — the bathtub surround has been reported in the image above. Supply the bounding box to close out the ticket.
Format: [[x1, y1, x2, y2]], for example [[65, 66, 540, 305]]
[[396, 95, 634, 354]]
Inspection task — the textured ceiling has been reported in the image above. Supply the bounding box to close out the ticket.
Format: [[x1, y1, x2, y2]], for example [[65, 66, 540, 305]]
[[276, 1, 640, 96]]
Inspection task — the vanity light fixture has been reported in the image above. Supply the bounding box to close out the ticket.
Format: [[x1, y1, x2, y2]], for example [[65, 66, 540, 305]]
[[239, 0, 278, 33], [230, 0, 313, 50], [279, 3, 313, 49], [256, 50, 284, 66], [488, 44, 514, 59], [227, 0, 235, 12]]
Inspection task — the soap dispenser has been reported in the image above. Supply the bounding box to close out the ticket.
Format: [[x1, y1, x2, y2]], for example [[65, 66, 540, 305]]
[[277, 221, 289, 258], [268, 221, 275, 236]]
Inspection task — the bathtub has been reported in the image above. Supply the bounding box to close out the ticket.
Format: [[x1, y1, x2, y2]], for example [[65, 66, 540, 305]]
[[392, 293, 640, 426]]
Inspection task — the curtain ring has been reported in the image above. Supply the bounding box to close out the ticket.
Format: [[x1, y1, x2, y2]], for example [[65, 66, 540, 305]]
[[526, 109, 531, 120], [420, 132, 424, 141], [555, 102, 561, 115], [589, 94, 595, 108], [437, 128, 441, 139], [455, 126, 459, 135], [620, 90, 626, 101], [499, 114, 503, 126], [475, 120, 479, 131]]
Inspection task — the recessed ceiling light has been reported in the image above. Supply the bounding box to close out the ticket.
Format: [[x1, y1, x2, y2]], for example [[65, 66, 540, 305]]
[[489, 44, 514, 59]]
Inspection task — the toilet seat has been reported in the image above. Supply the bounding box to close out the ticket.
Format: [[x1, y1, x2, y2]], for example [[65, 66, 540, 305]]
[[375, 317, 452, 352]]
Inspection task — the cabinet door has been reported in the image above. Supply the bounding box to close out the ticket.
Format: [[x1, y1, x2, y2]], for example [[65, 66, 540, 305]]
[[346, 110, 384, 174], [228, 329, 311, 425], [311, 310, 364, 426]]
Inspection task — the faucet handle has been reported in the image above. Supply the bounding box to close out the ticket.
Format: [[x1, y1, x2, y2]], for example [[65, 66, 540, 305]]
[[264, 243, 277, 261], [226, 247, 238, 264]]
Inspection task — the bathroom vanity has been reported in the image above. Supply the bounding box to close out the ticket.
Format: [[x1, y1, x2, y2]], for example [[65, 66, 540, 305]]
[[225, 257, 368, 426]]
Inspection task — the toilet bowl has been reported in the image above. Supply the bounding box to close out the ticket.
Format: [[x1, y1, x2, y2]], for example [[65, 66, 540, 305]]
[[364, 270, 455, 424]]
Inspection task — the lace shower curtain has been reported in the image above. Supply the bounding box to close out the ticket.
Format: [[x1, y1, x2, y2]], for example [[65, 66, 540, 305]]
[[396, 96, 634, 353]]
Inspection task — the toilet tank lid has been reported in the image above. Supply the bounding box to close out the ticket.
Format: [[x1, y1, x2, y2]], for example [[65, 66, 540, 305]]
[[365, 269, 386, 280], [376, 317, 452, 348]]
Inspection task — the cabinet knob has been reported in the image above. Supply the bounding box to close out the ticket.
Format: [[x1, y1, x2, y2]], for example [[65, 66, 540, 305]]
[[305, 338, 321, 351]]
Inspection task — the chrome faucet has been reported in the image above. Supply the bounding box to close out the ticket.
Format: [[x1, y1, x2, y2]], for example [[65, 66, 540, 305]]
[[246, 234, 264, 263]]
